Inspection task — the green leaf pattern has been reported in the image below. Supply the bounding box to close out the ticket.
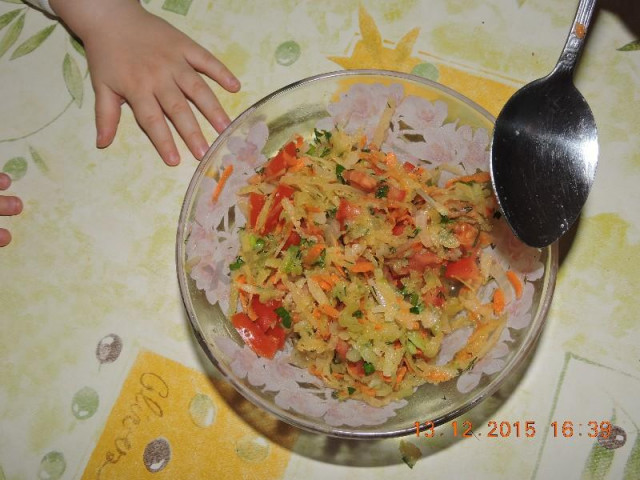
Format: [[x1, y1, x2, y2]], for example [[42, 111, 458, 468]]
[[69, 35, 85, 57], [618, 40, 640, 52], [623, 430, 640, 480], [29, 146, 49, 175], [62, 52, 84, 107], [10, 23, 55, 59], [0, 10, 23, 57], [162, 0, 193, 15], [0, 8, 21, 31], [2, 157, 28, 181]]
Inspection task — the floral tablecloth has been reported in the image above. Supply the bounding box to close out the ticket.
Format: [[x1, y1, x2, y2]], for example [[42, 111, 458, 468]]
[[1, 1, 639, 479]]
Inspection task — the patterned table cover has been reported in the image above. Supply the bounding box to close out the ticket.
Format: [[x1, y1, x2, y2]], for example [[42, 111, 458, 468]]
[[1, 1, 639, 479]]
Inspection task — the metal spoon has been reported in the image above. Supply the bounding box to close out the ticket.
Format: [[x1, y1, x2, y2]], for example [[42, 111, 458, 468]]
[[490, 0, 598, 248]]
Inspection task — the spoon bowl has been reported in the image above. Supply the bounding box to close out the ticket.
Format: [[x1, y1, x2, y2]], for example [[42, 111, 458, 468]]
[[490, 0, 598, 248]]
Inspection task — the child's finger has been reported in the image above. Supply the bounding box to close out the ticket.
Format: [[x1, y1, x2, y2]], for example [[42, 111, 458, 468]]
[[0, 195, 22, 216], [0, 173, 11, 190], [95, 85, 123, 148], [156, 84, 208, 159], [186, 46, 240, 93], [177, 72, 231, 134], [0, 228, 11, 247], [127, 95, 180, 166]]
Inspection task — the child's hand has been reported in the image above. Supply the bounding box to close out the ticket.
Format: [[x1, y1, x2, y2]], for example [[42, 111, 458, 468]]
[[0, 173, 23, 247], [50, 0, 240, 166]]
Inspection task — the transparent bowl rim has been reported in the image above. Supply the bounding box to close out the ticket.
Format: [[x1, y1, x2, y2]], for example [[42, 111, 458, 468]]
[[176, 69, 559, 439]]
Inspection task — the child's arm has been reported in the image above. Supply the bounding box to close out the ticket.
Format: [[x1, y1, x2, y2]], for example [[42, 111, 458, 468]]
[[0, 174, 23, 247], [45, 0, 241, 165]]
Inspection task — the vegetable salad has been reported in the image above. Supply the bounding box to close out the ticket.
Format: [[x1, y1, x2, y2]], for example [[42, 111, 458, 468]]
[[227, 127, 515, 406]]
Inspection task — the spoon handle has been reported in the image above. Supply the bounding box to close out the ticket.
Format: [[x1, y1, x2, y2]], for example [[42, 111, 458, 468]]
[[554, 0, 597, 76]]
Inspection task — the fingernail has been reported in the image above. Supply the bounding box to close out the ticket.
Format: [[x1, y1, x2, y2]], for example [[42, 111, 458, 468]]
[[12, 197, 23, 214], [167, 152, 180, 166], [0, 228, 11, 247], [197, 144, 209, 159], [0, 174, 9, 189], [228, 77, 240, 91], [96, 131, 105, 148], [217, 117, 231, 133]]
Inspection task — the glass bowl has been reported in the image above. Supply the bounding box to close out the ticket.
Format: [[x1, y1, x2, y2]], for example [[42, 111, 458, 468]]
[[176, 70, 558, 439]]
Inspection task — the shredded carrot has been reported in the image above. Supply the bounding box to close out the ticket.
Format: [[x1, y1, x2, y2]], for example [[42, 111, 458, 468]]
[[493, 288, 505, 314], [374, 323, 383, 331], [304, 244, 325, 265], [395, 366, 408, 385], [238, 291, 250, 318], [311, 274, 335, 290], [357, 382, 377, 397], [319, 304, 340, 318], [288, 157, 306, 171], [506, 270, 523, 299], [350, 260, 375, 273], [247, 295, 258, 321], [477, 231, 492, 248], [333, 265, 347, 278], [445, 171, 490, 188], [268, 272, 279, 285], [248, 173, 262, 185], [384, 151, 398, 167], [211, 164, 234, 202], [426, 370, 451, 383]]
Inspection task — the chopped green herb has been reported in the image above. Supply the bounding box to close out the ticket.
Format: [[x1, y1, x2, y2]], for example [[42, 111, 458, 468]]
[[275, 307, 292, 328], [347, 387, 356, 395], [409, 292, 420, 306], [439, 214, 452, 224], [361, 147, 371, 153], [375, 184, 389, 198], [327, 207, 337, 218], [314, 128, 332, 143], [410, 303, 425, 314], [229, 256, 245, 271], [313, 248, 327, 268], [352, 310, 363, 318], [283, 246, 302, 274], [408, 228, 421, 239], [249, 235, 266, 251], [306, 144, 317, 156], [336, 164, 346, 184], [255, 167, 265, 175], [300, 237, 314, 247], [363, 361, 375, 375]]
